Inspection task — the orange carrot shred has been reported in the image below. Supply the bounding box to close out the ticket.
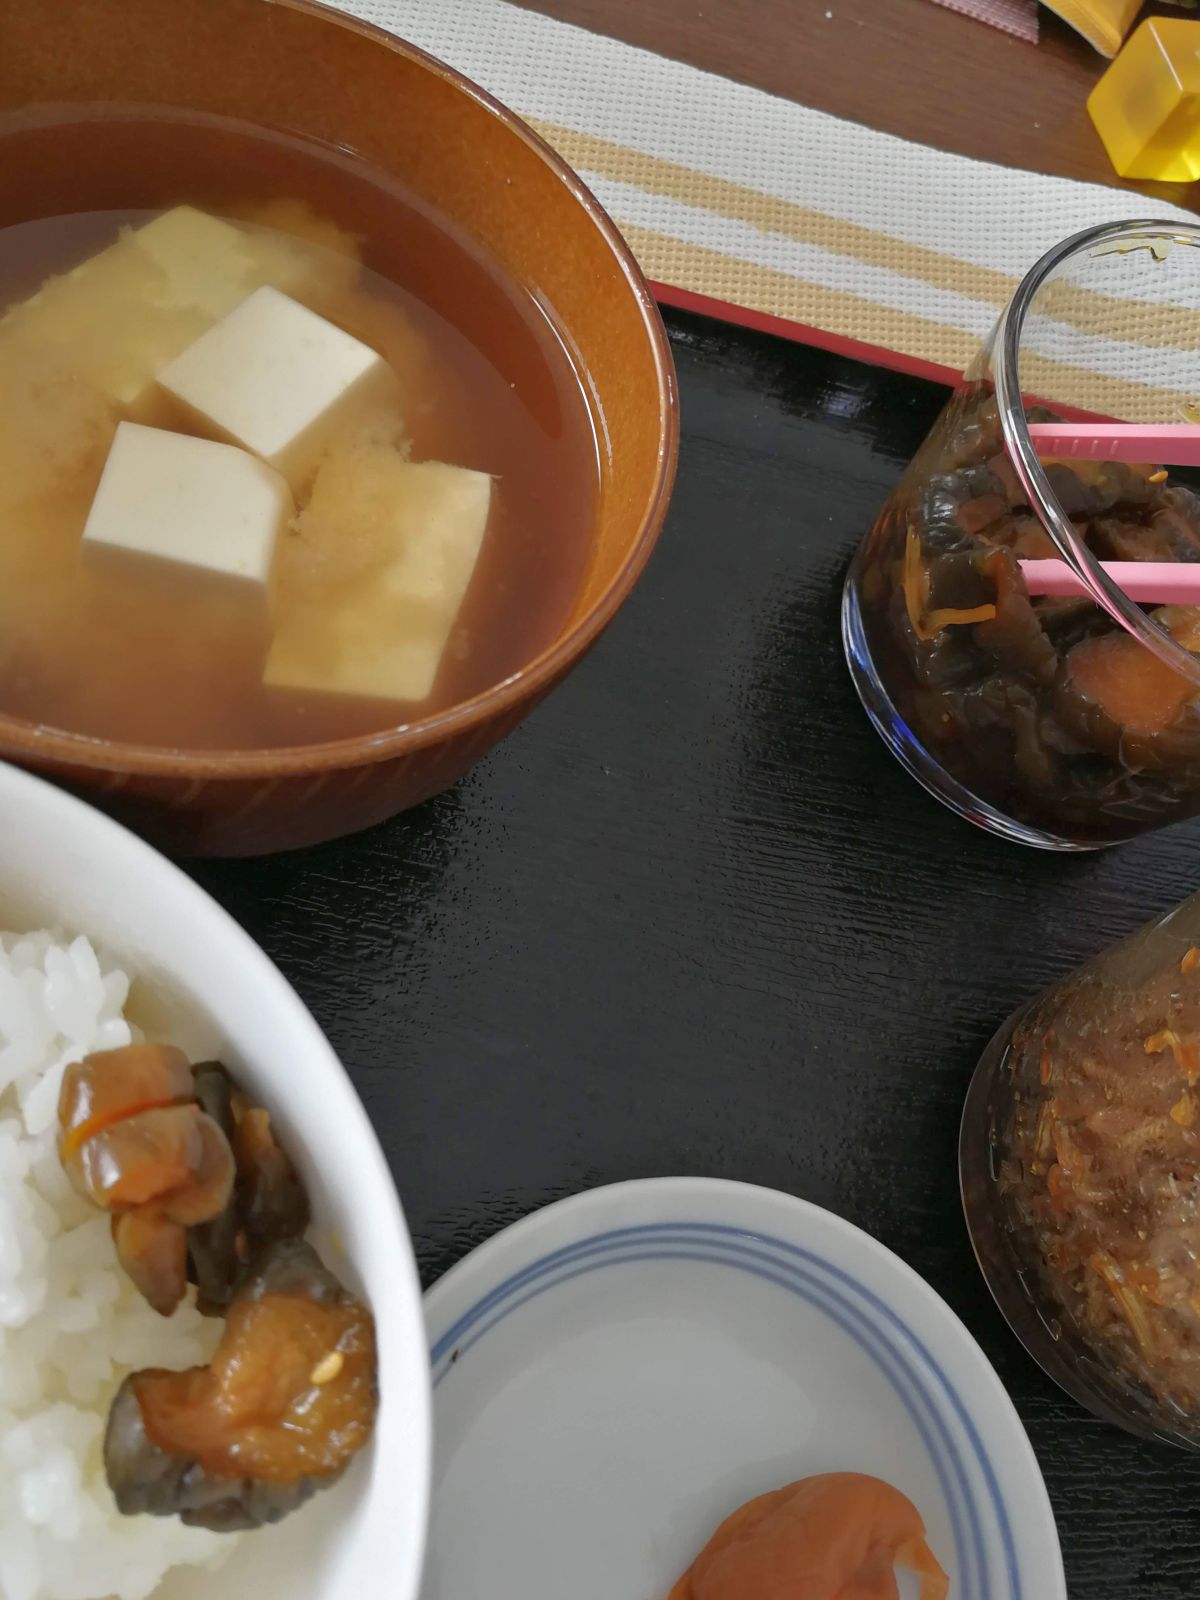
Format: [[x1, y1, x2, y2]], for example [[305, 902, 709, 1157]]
[[902, 527, 995, 641], [1171, 1094, 1195, 1128], [1145, 1028, 1200, 1084], [60, 1097, 183, 1162]]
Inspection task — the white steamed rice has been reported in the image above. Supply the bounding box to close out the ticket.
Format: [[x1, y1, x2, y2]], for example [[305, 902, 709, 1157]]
[[0, 929, 236, 1600]]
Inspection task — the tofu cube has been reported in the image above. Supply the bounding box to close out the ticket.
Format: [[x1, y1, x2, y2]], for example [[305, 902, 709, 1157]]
[[133, 206, 263, 320], [136, 204, 360, 316], [82, 422, 293, 602], [266, 452, 491, 704], [158, 286, 394, 491], [0, 206, 363, 417], [0, 208, 264, 413], [1, 206, 255, 326]]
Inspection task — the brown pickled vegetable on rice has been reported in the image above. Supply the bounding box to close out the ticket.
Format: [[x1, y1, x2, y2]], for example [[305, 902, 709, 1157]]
[[58, 1045, 235, 1315], [105, 1239, 377, 1532], [56, 1039, 374, 1531]]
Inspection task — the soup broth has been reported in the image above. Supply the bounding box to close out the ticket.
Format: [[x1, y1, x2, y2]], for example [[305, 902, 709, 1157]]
[[0, 110, 600, 750]]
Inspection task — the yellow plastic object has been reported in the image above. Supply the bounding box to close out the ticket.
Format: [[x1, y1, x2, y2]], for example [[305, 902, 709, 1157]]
[[1045, 0, 1140, 58], [1089, 18, 1200, 181]]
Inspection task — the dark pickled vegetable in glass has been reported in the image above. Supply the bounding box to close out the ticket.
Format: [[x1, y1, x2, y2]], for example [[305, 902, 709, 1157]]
[[850, 385, 1200, 844]]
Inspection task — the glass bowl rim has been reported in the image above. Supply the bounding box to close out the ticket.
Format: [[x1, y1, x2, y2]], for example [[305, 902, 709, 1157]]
[[993, 217, 1200, 688]]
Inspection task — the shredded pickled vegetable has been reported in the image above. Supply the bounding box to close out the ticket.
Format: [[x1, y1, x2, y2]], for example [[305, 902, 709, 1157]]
[[1145, 1028, 1200, 1084], [999, 937, 1200, 1420], [902, 527, 996, 641], [1171, 1094, 1196, 1128], [1090, 1252, 1157, 1359], [1039, 1045, 1054, 1087]]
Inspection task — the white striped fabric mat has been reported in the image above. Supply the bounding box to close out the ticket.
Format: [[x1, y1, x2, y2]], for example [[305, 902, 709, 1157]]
[[331, 0, 1196, 409]]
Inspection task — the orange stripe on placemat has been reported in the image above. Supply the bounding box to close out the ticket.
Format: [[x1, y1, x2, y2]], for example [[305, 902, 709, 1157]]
[[653, 278, 1166, 422], [531, 119, 1011, 308], [536, 119, 1200, 360], [628, 226, 1178, 419], [618, 221, 978, 372]]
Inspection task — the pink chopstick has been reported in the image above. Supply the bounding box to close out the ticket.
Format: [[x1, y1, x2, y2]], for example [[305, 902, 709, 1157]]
[[1016, 425, 1200, 602], [1027, 422, 1200, 467], [1020, 559, 1200, 604]]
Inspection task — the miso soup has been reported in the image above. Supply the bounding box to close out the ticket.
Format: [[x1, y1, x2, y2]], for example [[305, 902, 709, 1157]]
[[0, 110, 600, 750]]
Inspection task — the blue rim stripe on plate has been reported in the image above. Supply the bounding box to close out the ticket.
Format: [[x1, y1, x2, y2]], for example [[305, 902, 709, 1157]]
[[432, 1218, 1021, 1600], [436, 1243, 981, 1598], [429, 1221, 1022, 1600]]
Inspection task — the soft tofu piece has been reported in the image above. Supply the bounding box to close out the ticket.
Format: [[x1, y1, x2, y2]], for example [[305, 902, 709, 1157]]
[[0, 208, 263, 410], [0, 237, 207, 413], [82, 422, 293, 603], [227, 199, 362, 301], [0, 336, 117, 508], [0, 206, 362, 415], [132, 206, 262, 319], [138, 204, 360, 311], [158, 286, 395, 491], [265, 454, 491, 703]]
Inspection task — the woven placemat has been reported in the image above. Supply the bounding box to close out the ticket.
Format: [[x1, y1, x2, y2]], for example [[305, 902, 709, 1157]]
[[332, 0, 1196, 410]]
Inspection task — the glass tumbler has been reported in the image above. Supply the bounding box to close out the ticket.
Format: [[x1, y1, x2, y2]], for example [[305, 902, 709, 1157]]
[[843, 219, 1200, 849], [961, 891, 1200, 1448]]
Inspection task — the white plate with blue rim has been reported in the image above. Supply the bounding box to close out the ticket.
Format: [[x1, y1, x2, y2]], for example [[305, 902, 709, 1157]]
[[420, 1178, 1064, 1600]]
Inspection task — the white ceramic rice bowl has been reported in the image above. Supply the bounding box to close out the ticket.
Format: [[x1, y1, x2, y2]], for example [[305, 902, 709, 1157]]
[[0, 760, 431, 1600]]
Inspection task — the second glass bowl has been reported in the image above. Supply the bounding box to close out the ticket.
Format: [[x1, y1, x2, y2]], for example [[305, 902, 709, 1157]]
[[962, 890, 1200, 1449]]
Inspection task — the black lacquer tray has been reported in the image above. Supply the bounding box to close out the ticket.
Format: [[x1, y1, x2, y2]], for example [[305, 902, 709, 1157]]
[[191, 308, 1200, 1599]]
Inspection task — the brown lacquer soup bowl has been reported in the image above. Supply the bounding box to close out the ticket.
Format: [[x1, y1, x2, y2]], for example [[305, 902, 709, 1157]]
[[0, 0, 677, 855]]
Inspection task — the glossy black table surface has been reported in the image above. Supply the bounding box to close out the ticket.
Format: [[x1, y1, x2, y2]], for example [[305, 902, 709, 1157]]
[[192, 308, 1200, 1599]]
